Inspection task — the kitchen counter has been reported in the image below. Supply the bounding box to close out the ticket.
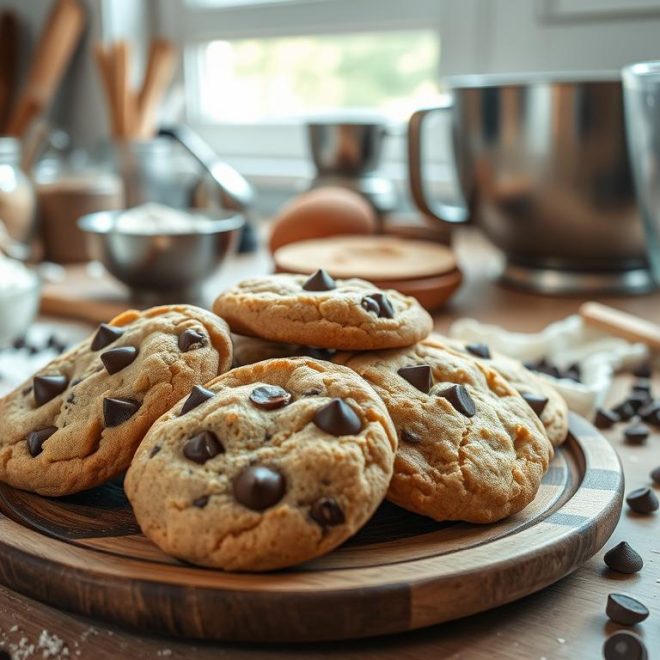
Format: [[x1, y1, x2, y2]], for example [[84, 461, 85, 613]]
[[0, 228, 658, 659]]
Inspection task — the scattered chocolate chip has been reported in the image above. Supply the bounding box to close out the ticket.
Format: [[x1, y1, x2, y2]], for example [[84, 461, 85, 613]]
[[360, 296, 380, 315], [624, 423, 649, 445], [193, 495, 209, 508], [465, 342, 491, 359], [401, 429, 422, 444], [302, 347, 336, 360], [606, 593, 650, 626], [626, 487, 659, 514], [652, 466, 660, 485], [627, 391, 651, 411], [613, 401, 636, 422], [149, 445, 161, 458], [91, 323, 124, 351], [249, 385, 292, 410], [369, 292, 395, 319], [522, 392, 549, 416], [594, 408, 620, 429], [603, 631, 648, 660], [103, 397, 141, 427], [302, 269, 336, 292], [33, 374, 68, 407], [313, 398, 362, 436], [632, 361, 652, 378], [26, 427, 57, 457], [178, 328, 207, 352], [101, 346, 138, 375], [180, 385, 215, 415], [233, 465, 286, 511], [437, 384, 476, 418], [310, 497, 345, 527], [183, 431, 223, 464], [604, 541, 643, 574], [397, 364, 432, 394], [638, 402, 660, 427]]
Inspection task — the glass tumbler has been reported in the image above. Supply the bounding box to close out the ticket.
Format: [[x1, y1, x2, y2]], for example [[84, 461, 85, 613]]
[[622, 62, 660, 284]]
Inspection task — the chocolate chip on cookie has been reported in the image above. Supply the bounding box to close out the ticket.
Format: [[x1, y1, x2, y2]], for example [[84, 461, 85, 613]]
[[310, 497, 345, 527], [193, 495, 210, 508], [91, 323, 124, 351], [101, 346, 138, 375], [233, 465, 286, 511], [302, 269, 336, 292], [33, 374, 68, 407], [313, 398, 362, 436], [178, 328, 207, 352], [522, 392, 549, 416], [183, 431, 224, 464], [367, 292, 395, 319], [26, 427, 57, 457], [437, 384, 476, 418], [103, 397, 141, 427], [397, 365, 432, 393], [180, 385, 215, 415], [249, 385, 292, 410], [465, 342, 491, 359]]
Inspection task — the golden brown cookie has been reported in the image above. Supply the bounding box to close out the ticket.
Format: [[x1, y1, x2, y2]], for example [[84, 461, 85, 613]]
[[0, 305, 233, 496], [231, 334, 336, 368], [340, 342, 554, 523], [213, 270, 433, 350], [125, 357, 397, 571]]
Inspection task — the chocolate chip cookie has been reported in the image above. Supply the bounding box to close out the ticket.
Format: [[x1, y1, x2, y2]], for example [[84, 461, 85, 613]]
[[429, 336, 569, 447], [0, 305, 233, 496], [125, 357, 397, 571], [213, 270, 433, 350], [340, 342, 554, 523]]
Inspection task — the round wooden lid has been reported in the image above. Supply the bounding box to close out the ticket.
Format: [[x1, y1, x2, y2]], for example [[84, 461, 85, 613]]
[[273, 235, 457, 281]]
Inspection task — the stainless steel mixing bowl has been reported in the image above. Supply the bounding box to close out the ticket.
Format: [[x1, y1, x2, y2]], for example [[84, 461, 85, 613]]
[[408, 73, 654, 294], [79, 210, 244, 299]]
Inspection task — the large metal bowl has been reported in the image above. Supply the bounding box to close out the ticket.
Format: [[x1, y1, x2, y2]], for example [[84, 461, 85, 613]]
[[78, 210, 244, 299]]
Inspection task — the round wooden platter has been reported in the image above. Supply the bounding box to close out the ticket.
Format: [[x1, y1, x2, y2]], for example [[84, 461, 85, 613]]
[[0, 413, 622, 643]]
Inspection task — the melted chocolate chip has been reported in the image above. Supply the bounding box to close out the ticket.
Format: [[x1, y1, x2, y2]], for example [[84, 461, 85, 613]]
[[313, 399, 362, 436], [604, 541, 643, 574], [465, 342, 491, 359], [249, 385, 292, 410], [522, 392, 549, 416], [302, 269, 336, 292], [178, 328, 207, 352], [101, 346, 138, 375], [193, 495, 209, 508], [180, 385, 215, 415], [183, 431, 223, 464], [603, 631, 648, 660], [91, 324, 124, 351], [33, 374, 68, 407], [401, 429, 422, 444], [397, 364, 432, 394], [149, 445, 161, 458], [606, 593, 650, 626], [594, 408, 620, 429], [360, 296, 380, 315], [626, 487, 659, 514], [233, 465, 286, 511], [310, 497, 345, 527], [437, 384, 476, 418], [370, 292, 395, 319], [103, 397, 141, 427], [26, 426, 57, 457]]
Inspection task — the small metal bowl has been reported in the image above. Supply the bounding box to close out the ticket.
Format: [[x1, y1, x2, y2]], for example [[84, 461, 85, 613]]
[[78, 210, 244, 300]]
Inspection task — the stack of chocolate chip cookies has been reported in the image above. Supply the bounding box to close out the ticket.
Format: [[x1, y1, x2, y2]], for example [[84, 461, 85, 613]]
[[0, 270, 567, 572]]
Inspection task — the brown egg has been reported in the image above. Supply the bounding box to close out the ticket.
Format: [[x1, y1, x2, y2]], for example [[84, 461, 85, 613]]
[[268, 186, 377, 253]]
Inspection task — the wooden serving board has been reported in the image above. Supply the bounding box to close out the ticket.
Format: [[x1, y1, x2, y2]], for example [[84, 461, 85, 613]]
[[0, 414, 622, 643]]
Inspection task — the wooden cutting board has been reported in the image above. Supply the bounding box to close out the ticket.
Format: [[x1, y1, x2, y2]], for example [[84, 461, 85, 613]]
[[0, 414, 622, 643]]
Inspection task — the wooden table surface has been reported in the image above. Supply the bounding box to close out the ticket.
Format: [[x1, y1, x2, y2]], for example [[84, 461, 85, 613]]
[[1, 228, 658, 660]]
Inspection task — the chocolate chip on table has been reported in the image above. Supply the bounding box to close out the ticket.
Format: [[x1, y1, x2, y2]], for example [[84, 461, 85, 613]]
[[465, 342, 491, 359], [632, 361, 652, 379], [233, 465, 286, 511], [652, 466, 660, 485], [627, 391, 651, 412], [249, 385, 292, 410], [624, 423, 649, 445], [313, 399, 362, 436], [436, 384, 476, 418], [302, 269, 336, 292], [193, 495, 209, 508], [26, 426, 57, 457], [101, 346, 138, 375], [638, 402, 660, 426], [522, 392, 549, 416], [401, 429, 422, 444], [604, 541, 644, 574], [626, 487, 659, 514], [180, 385, 215, 415], [178, 328, 207, 352], [606, 593, 650, 626], [103, 397, 141, 427], [33, 374, 68, 407], [91, 323, 124, 351], [613, 401, 637, 422], [397, 365, 432, 394], [594, 408, 620, 429], [603, 631, 648, 660], [183, 431, 223, 464], [310, 497, 345, 527]]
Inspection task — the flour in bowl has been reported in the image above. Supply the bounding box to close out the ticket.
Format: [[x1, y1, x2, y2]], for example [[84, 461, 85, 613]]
[[113, 203, 219, 234]]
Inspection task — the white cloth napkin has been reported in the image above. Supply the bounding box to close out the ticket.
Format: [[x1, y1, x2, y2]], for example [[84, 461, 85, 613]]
[[449, 315, 650, 417]]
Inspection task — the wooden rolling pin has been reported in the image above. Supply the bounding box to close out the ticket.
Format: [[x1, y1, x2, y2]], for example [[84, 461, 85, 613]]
[[580, 302, 660, 350]]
